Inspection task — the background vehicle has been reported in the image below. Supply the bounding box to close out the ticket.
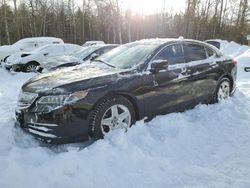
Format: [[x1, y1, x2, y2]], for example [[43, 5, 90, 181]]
[[205, 39, 222, 49], [4, 43, 82, 72], [82, 41, 105, 46], [0, 37, 63, 63], [37, 44, 118, 73], [15, 39, 236, 143]]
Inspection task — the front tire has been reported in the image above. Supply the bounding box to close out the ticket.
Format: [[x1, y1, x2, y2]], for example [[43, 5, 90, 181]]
[[24, 62, 39, 72], [89, 96, 136, 139]]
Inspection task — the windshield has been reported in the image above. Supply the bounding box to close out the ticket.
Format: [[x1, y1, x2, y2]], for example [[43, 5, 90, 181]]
[[73, 45, 102, 59], [95, 43, 158, 69]]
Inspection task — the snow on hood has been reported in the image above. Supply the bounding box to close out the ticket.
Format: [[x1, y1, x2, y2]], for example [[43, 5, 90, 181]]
[[23, 64, 124, 93], [6, 52, 29, 63], [0, 45, 12, 50], [42, 55, 82, 69]]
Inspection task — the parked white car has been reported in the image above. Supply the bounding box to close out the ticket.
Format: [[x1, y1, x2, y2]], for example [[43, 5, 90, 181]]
[[82, 41, 105, 46], [37, 44, 118, 73], [3, 43, 82, 72], [0, 37, 63, 63]]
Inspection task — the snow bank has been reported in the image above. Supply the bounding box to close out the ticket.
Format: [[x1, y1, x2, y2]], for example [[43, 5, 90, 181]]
[[235, 49, 250, 81], [219, 40, 250, 79], [205, 39, 249, 58], [220, 40, 250, 58], [0, 61, 250, 187]]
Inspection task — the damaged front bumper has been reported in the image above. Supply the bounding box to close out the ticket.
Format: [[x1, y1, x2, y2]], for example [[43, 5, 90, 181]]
[[15, 104, 91, 144]]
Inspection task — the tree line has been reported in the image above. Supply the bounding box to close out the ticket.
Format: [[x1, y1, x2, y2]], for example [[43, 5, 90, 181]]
[[0, 0, 249, 46]]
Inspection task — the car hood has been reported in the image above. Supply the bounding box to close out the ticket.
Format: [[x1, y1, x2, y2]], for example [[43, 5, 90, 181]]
[[0, 45, 12, 50], [22, 64, 126, 94], [0, 45, 18, 58], [42, 56, 81, 69]]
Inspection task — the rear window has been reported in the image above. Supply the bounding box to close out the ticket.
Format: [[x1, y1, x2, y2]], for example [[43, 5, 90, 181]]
[[206, 41, 220, 49], [184, 43, 207, 62]]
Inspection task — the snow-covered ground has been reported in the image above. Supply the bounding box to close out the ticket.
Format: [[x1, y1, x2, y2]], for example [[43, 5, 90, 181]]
[[0, 41, 250, 188]]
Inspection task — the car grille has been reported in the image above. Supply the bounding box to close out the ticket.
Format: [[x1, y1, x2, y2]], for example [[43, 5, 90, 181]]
[[17, 91, 38, 109]]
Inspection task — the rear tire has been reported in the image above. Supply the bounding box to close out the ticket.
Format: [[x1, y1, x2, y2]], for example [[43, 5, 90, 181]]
[[24, 62, 39, 72], [214, 77, 231, 103], [89, 96, 136, 139]]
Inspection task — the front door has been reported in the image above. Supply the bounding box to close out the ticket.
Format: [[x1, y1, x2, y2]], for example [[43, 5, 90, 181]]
[[143, 43, 195, 118]]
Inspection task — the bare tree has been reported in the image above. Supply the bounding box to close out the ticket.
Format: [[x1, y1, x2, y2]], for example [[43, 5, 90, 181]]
[[3, 0, 10, 44]]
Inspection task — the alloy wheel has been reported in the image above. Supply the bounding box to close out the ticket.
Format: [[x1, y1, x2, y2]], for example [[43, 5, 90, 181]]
[[217, 80, 231, 102], [101, 104, 131, 134], [26, 64, 37, 72]]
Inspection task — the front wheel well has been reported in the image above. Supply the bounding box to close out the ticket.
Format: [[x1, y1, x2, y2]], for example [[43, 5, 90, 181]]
[[26, 61, 40, 66], [94, 93, 140, 121], [118, 93, 140, 121], [3, 56, 10, 62]]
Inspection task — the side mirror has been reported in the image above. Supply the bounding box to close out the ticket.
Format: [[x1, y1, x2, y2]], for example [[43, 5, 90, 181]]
[[150, 60, 169, 73], [90, 53, 99, 60], [245, 67, 250, 72]]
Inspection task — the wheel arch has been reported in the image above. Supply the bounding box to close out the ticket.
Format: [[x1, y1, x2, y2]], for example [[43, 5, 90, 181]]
[[219, 74, 234, 92], [93, 91, 141, 121], [26, 60, 40, 66], [3, 55, 10, 62], [115, 92, 141, 121]]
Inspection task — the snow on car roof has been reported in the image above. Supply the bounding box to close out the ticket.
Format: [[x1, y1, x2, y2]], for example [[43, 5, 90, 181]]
[[205, 39, 225, 43], [14, 37, 63, 43], [129, 38, 211, 46], [130, 38, 178, 45]]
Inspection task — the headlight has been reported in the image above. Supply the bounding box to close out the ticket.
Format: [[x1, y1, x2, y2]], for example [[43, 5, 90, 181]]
[[37, 91, 88, 105], [37, 95, 68, 105]]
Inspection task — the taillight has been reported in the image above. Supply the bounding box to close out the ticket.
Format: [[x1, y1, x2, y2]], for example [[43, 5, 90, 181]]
[[232, 60, 237, 65]]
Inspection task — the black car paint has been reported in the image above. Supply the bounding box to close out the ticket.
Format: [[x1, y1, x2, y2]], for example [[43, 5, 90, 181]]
[[16, 39, 237, 143]]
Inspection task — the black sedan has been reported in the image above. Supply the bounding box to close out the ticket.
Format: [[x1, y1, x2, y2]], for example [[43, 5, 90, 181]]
[[15, 39, 237, 143]]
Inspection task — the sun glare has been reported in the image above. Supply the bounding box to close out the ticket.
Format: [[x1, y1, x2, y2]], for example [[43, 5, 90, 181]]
[[124, 0, 185, 15]]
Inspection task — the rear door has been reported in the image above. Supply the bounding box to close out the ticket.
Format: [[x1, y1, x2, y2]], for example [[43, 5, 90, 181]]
[[183, 42, 218, 104]]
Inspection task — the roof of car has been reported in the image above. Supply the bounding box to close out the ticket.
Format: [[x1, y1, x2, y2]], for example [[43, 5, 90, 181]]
[[129, 38, 210, 46], [17, 37, 63, 43], [205, 39, 225, 43]]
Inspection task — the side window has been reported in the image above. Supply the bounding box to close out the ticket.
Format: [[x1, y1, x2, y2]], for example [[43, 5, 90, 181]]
[[184, 43, 207, 62], [94, 48, 106, 56], [102, 46, 115, 54], [47, 46, 64, 55], [153, 44, 185, 65], [205, 47, 215, 57], [20, 42, 35, 49], [65, 45, 81, 53]]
